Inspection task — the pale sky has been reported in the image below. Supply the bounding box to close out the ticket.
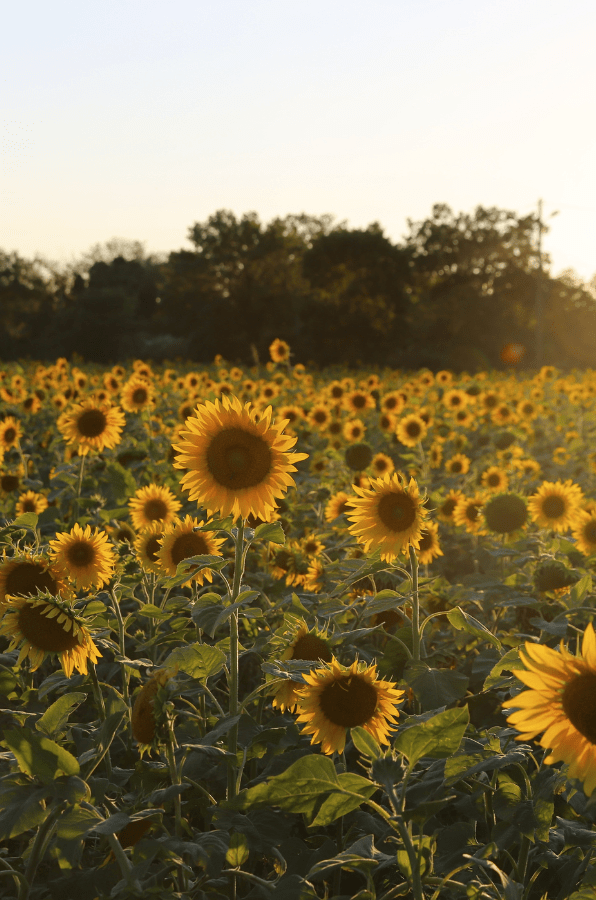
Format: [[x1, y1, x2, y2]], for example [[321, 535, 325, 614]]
[[2, 0, 595, 281]]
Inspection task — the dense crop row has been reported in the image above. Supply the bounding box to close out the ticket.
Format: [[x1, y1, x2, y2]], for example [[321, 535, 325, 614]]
[[1, 347, 596, 899]]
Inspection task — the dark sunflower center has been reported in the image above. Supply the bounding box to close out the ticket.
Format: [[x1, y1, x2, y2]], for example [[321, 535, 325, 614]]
[[377, 492, 417, 532], [352, 395, 366, 408], [522, 404, 534, 415], [542, 496, 566, 519], [1, 475, 19, 492], [274, 549, 293, 571], [77, 409, 107, 438], [5, 562, 57, 598], [304, 540, 319, 555], [170, 532, 209, 566], [584, 521, 596, 543], [406, 422, 421, 437], [291, 633, 332, 662], [331, 386, 343, 398], [450, 396, 462, 406], [562, 673, 596, 744], [450, 462, 463, 473], [4, 427, 16, 444], [145, 535, 162, 562], [375, 460, 388, 472], [132, 388, 148, 404], [484, 495, 527, 533], [466, 504, 480, 521], [21, 499, 37, 512], [314, 410, 327, 423], [385, 398, 397, 410], [485, 395, 498, 408], [18, 602, 80, 652], [488, 474, 500, 486], [206, 427, 272, 490], [319, 674, 379, 728], [329, 421, 342, 434], [144, 498, 169, 520], [66, 541, 95, 568], [418, 530, 433, 551]]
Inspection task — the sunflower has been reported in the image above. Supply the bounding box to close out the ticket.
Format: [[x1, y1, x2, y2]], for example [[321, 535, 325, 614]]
[[452, 493, 487, 534], [481, 466, 509, 493], [131, 668, 173, 745], [129, 484, 182, 532], [429, 442, 443, 469], [271, 618, 332, 713], [294, 658, 403, 755], [0, 553, 69, 607], [308, 405, 332, 430], [370, 452, 394, 478], [134, 525, 166, 573], [49, 524, 116, 590], [120, 376, 155, 413], [277, 405, 304, 430], [156, 516, 225, 586], [445, 454, 471, 476], [503, 623, 596, 796], [15, 491, 48, 516], [57, 399, 126, 455], [345, 443, 373, 472], [346, 473, 427, 562], [343, 419, 367, 443], [344, 390, 376, 415], [572, 512, 596, 556], [0, 593, 101, 678], [269, 338, 291, 363], [269, 544, 308, 587], [396, 414, 427, 448], [325, 490, 353, 522], [435, 370, 453, 386], [0, 417, 22, 452], [436, 489, 463, 524], [380, 392, 405, 416], [443, 389, 468, 411], [173, 395, 307, 522], [378, 412, 397, 433], [528, 480, 584, 533], [298, 534, 325, 558], [483, 492, 528, 536], [416, 521, 443, 565]]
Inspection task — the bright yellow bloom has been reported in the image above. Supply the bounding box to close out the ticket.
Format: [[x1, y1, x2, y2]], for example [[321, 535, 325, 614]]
[[49, 524, 116, 590], [57, 399, 125, 455], [346, 474, 428, 562]]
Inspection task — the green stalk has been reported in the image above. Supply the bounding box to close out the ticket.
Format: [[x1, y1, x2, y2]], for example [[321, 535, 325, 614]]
[[408, 546, 421, 663], [89, 662, 113, 779], [106, 834, 142, 894], [19, 801, 68, 900], [110, 588, 131, 716], [227, 519, 245, 802]]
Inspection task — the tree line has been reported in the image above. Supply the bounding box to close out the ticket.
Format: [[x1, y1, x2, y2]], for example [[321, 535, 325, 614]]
[[1, 204, 595, 371]]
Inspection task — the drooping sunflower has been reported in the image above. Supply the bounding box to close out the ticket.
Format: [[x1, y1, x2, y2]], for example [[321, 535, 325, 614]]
[[156, 516, 225, 586], [0, 593, 101, 678], [0, 417, 22, 451], [483, 492, 528, 536], [131, 668, 173, 746], [271, 618, 333, 713], [503, 623, 596, 796], [57, 399, 126, 455], [295, 657, 404, 755], [416, 521, 443, 565], [396, 414, 427, 448], [49, 524, 116, 590], [346, 473, 427, 562], [528, 480, 584, 533], [134, 525, 166, 573], [129, 484, 182, 532], [120, 376, 155, 413], [572, 512, 596, 556], [0, 553, 69, 607], [344, 442, 373, 472], [173, 395, 308, 522]]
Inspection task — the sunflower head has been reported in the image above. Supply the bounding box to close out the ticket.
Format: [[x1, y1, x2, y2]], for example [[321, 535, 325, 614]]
[[346, 474, 428, 562], [0, 553, 70, 607], [48, 523, 116, 590], [528, 480, 584, 533], [156, 516, 225, 585], [295, 657, 404, 755], [129, 483, 182, 532], [483, 492, 528, 536], [0, 592, 101, 677], [57, 399, 125, 455], [345, 443, 373, 472], [173, 395, 308, 522], [270, 618, 333, 713], [131, 668, 174, 749]]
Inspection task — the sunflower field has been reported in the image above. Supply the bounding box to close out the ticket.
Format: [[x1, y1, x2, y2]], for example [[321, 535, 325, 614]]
[[2, 346, 596, 900]]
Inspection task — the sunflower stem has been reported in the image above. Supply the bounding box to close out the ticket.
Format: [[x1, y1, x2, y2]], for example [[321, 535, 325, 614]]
[[89, 662, 113, 779], [110, 588, 131, 734], [75, 452, 85, 508], [408, 546, 421, 664], [227, 519, 245, 802]]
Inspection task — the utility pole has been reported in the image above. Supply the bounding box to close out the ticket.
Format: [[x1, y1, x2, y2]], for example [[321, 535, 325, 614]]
[[534, 198, 544, 370]]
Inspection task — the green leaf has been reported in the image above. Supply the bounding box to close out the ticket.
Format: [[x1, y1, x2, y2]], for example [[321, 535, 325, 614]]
[[351, 726, 382, 760], [201, 515, 234, 533], [164, 643, 226, 681], [0, 778, 51, 839], [3, 727, 80, 784], [137, 603, 171, 620], [483, 647, 523, 690], [254, 521, 286, 544], [397, 834, 434, 879], [405, 662, 469, 711], [12, 512, 38, 530], [565, 573, 592, 609], [394, 706, 469, 767], [229, 755, 376, 827], [447, 606, 501, 649], [309, 772, 377, 827], [35, 693, 87, 738], [226, 832, 250, 866], [191, 593, 224, 638]]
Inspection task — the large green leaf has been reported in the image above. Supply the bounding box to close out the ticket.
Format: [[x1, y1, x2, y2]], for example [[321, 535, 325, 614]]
[[164, 642, 226, 680], [3, 727, 80, 784], [254, 521, 286, 544], [405, 662, 469, 711], [35, 692, 87, 738], [0, 778, 50, 839], [447, 606, 501, 649], [393, 706, 469, 767], [229, 754, 376, 826]]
